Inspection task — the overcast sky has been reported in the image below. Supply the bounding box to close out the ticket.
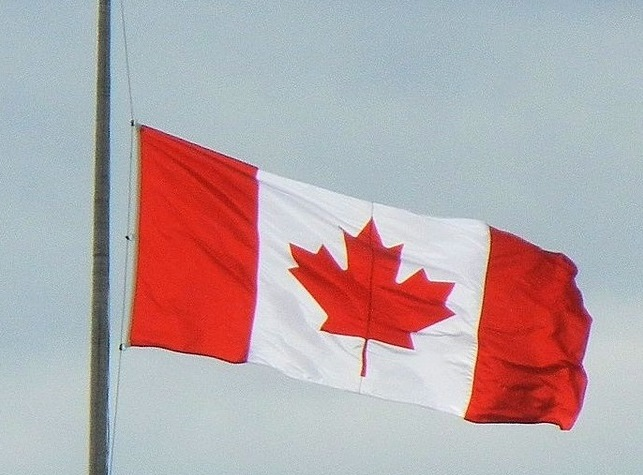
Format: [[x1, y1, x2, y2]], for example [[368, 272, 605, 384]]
[[1, 1, 642, 474]]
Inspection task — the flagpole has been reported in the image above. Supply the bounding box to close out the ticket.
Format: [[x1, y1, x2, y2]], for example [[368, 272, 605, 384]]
[[89, 0, 111, 474]]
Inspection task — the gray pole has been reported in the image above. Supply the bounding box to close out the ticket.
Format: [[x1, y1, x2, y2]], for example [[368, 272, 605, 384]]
[[89, 0, 110, 474]]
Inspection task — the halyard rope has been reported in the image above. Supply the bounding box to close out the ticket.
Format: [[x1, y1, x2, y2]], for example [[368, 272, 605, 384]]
[[109, 0, 137, 473]]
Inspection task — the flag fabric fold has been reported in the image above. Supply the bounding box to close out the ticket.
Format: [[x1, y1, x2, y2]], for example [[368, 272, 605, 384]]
[[129, 125, 591, 430]]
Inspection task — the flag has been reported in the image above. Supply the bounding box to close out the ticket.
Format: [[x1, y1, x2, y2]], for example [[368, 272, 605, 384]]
[[129, 125, 591, 430]]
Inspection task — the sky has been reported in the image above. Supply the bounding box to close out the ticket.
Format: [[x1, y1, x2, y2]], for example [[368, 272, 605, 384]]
[[1, 1, 642, 474]]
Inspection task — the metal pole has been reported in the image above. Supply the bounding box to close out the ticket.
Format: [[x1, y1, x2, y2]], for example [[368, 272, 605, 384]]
[[90, 0, 110, 474]]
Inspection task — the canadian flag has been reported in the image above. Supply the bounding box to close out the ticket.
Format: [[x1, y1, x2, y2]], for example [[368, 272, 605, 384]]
[[129, 126, 591, 430]]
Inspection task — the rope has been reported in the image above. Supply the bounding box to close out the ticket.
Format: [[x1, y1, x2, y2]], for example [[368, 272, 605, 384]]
[[109, 1, 137, 473], [108, 125, 135, 475], [119, 0, 135, 121]]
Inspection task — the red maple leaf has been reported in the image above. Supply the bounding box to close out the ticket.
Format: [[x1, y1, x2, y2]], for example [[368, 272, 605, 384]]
[[289, 219, 455, 377]]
